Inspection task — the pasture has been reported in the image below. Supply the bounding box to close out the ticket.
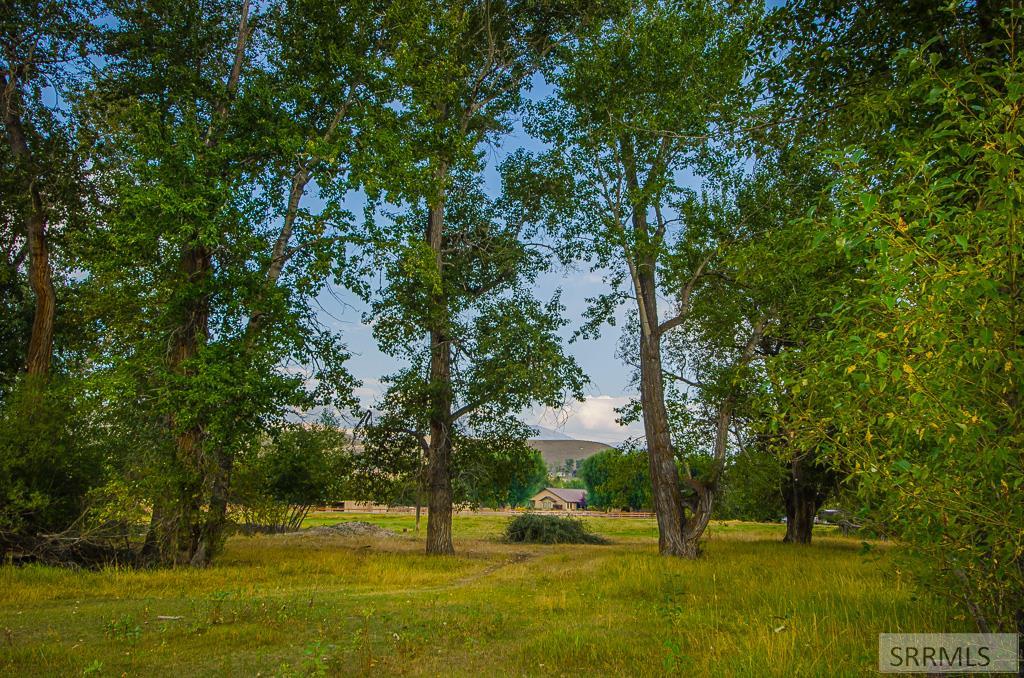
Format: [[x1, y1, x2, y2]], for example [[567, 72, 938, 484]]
[[0, 515, 963, 676]]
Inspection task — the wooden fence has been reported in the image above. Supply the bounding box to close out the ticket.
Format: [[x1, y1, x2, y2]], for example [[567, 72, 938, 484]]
[[315, 506, 657, 519]]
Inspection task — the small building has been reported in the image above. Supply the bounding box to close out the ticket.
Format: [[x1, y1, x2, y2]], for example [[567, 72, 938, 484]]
[[530, 487, 587, 511]]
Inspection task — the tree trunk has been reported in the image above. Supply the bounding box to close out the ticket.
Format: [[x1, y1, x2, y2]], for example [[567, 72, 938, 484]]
[[424, 167, 455, 555], [782, 458, 818, 544], [140, 494, 168, 566], [425, 423, 454, 555], [639, 326, 689, 556], [680, 480, 713, 557], [190, 445, 233, 566], [630, 247, 690, 557], [679, 400, 733, 557], [2, 78, 56, 378], [24, 207, 54, 377], [158, 243, 212, 566]]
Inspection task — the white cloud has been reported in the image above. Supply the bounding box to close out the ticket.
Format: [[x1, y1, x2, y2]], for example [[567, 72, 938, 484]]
[[530, 395, 644, 445], [352, 377, 385, 403]]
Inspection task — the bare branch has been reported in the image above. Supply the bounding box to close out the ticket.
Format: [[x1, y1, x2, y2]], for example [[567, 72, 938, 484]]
[[655, 251, 715, 337]]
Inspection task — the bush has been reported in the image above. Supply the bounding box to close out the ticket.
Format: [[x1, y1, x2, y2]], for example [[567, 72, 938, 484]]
[[231, 424, 352, 533], [503, 513, 607, 545], [0, 380, 104, 545]]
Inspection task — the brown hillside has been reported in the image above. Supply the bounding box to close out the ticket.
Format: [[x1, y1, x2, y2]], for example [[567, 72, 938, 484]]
[[527, 439, 612, 467]]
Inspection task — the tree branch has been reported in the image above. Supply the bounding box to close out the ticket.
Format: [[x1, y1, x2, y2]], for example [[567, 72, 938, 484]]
[[655, 251, 714, 337]]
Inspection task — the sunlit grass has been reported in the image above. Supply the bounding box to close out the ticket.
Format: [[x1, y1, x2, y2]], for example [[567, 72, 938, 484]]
[[0, 514, 965, 676]]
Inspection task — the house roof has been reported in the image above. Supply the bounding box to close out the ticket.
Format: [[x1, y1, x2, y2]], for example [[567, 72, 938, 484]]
[[536, 487, 586, 503]]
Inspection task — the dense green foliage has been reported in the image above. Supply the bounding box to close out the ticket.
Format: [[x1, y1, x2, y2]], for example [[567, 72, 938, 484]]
[[751, 2, 1023, 631], [802, 36, 1022, 631], [578, 447, 652, 511], [232, 424, 352, 532], [498, 449, 550, 508], [0, 381, 103, 545], [714, 448, 785, 523], [503, 513, 606, 544]]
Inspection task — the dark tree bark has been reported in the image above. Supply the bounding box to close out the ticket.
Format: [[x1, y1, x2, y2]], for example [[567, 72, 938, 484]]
[[162, 243, 213, 566], [781, 455, 834, 545], [782, 474, 817, 544], [2, 74, 56, 379], [424, 170, 456, 556]]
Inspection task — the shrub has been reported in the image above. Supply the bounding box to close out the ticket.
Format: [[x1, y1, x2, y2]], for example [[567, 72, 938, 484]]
[[0, 380, 104, 546], [503, 513, 606, 545], [231, 424, 352, 533]]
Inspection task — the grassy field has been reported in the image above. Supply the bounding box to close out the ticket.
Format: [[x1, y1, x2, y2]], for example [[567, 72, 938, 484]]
[[0, 514, 966, 676]]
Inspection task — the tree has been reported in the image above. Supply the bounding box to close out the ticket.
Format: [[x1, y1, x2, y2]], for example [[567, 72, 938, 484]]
[[232, 422, 352, 533], [713, 443, 783, 523], [510, 0, 755, 555], [579, 446, 651, 511], [0, 1, 96, 380], [362, 169, 586, 554], [359, 0, 603, 555], [666, 156, 847, 545], [762, 1, 1022, 630], [803, 38, 1022, 632], [80, 0, 382, 565], [494, 447, 547, 508]]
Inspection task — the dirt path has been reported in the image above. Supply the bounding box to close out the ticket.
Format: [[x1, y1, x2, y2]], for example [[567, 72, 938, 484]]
[[337, 549, 538, 601]]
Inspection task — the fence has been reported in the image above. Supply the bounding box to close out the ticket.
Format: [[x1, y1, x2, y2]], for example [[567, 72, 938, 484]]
[[315, 505, 657, 519]]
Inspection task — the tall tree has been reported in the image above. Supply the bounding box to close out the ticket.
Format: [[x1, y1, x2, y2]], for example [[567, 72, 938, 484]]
[[362, 170, 586, 555], [0, 0, 95, 380], [83, 0, 381, 565], [510, 0, 754, 556], [669, 156, 846, 545], [761, 0, 1023, 629], [368, 0, 601, 555]]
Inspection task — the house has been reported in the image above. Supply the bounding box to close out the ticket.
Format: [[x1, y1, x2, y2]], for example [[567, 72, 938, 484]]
[[530, 487, 587, 511]]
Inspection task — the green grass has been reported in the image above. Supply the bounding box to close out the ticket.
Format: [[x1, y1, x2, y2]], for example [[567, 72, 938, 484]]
[[0, 514, 966, 676]]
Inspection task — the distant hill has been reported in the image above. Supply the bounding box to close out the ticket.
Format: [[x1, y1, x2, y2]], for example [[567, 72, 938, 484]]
[[527, 425, 575, 441], [527, 439, 612, 467]]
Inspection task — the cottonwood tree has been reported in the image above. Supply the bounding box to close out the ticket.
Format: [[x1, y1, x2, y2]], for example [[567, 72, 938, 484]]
[[0, 0, 96, 382], [361, 171, 585, 554], [0, 1, 107, 560], [662, 161, 843, 545], [508, 0, 755, 556], [761, 2, 1023, 633], [83, 0, 386, 565], [359, 0, 604, 555]]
